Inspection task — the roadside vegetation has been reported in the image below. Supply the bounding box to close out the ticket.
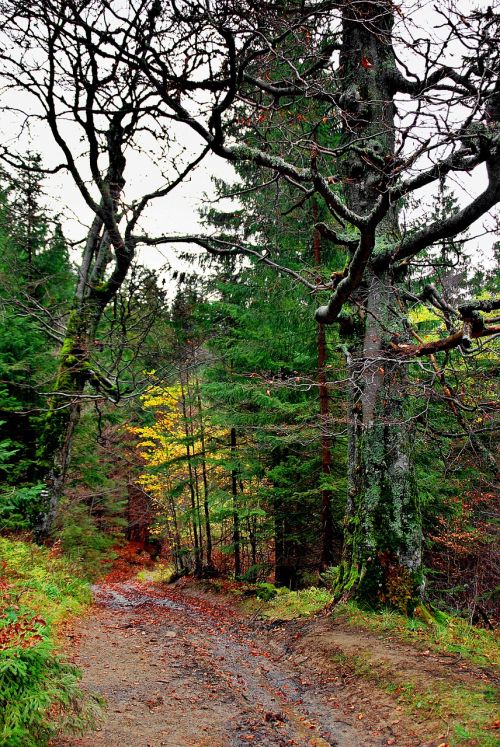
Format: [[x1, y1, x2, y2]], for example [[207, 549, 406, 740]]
[[0, 537, 101, 746], [209, 580, 499, 746]]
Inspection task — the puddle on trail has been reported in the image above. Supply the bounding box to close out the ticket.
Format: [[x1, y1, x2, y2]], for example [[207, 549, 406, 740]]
[[91, 583, 184, 612]]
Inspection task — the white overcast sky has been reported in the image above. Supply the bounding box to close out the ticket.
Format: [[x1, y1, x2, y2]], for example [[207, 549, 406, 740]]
[[1, 104, 236, 278]]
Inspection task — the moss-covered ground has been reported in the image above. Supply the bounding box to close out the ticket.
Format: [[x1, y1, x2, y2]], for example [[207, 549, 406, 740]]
[[256, 586, 499, 746]]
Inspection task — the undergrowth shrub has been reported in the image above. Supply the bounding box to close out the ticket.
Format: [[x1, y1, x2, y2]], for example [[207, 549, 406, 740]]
[[137, 562, 176, 584], [0, 643, 101, 746], [0, 537, 101, 745], [57, 503, 117, 579], [262, 587, 333, 620], [0, 483, 45, 531], [255, 582, 278, 601]]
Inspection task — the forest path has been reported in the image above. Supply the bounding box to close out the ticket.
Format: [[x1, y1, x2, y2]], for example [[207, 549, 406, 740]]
[[54, 577, 393, 747]]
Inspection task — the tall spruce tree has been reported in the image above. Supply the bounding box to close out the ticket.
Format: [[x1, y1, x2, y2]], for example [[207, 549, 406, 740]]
[[196, 198, 347, 583], [0, 166, 74, 490]]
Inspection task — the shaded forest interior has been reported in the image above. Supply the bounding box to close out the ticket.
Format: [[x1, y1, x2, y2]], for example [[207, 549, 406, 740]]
[[1, 166, 497, 612], [0, 1, 498, 745]]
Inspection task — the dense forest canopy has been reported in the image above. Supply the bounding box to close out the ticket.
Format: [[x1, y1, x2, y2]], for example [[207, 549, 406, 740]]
[[0, 0, 497, 612]]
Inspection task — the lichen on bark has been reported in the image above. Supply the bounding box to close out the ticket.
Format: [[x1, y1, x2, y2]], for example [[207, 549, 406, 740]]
[[329, 2, 424, 610]]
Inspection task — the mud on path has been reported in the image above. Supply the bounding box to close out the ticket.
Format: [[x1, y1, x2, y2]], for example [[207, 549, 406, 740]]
[[54, 577, 418, 747]]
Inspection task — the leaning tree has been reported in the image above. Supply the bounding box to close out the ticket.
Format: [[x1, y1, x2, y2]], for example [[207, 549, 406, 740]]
[[116, 0, 499, 606], [0, 0, 211, 536]]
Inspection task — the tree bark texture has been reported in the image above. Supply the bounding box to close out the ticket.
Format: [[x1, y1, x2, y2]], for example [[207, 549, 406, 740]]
[[197, 387, 214, 571], [230, 427, 242, 578], [334, 2, 423, 608], [127, 482, 153, 546]]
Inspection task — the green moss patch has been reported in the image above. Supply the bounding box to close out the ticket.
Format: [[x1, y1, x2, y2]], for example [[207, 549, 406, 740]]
[[260, 586, 333, 620]]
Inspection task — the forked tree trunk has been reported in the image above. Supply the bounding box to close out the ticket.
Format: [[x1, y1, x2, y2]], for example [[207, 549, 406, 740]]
[[35, 136, 131, 540]]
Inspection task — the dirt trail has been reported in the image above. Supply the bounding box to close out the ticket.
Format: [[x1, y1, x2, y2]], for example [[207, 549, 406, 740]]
[[55, 578, 405, 747]]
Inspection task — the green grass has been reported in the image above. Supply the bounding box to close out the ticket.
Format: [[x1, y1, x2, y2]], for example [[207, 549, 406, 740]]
[[0, 536, 91, 623], [0, 536, 102, 746], [256, 584, 498, 670], [336, 601, 499, 669], [387, 675, 498, 746], [260, 586, 333, 620], [328, 648, 498, 746]]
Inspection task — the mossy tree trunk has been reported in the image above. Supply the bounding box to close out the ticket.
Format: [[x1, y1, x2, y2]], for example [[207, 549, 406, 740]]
[[332, 2, 423, 608], [35, 227, 130, 538], [338, 273, 423, 609], [36, 119, 135, 539], [35, 308, 97, 540]]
